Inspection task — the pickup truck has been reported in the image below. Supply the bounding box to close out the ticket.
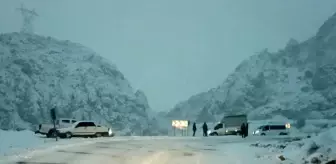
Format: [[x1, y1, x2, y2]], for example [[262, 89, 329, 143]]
[[35, 118, 77, 138]]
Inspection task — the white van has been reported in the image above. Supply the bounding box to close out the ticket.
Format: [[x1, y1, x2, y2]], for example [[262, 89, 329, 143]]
[[208, 122, 241, 136], [253, 124, 290, 136], [208, 115, 247, 136]]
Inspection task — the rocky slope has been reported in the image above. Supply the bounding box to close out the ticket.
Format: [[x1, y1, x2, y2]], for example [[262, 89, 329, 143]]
[[0, 32, 155, 135], [167, 12, 336, 122]]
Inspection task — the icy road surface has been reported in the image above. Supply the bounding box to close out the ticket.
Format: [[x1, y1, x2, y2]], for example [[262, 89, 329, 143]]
[[0, 136, 297, 164]]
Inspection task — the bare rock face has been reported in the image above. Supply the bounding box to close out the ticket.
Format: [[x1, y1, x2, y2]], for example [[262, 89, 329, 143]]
[[167, 12, 336, 121], [0, 32, 152, 135]]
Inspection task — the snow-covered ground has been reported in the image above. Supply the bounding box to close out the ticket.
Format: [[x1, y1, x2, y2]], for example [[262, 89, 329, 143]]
[[0, 134, 294, 164], [0, 129, 169, 158], [250, 127, 336, 163], [0, 129, 107, 157], [0, 127, 335, 163]]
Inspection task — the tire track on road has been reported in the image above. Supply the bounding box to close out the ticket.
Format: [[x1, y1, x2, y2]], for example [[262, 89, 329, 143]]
[[9, 142, 101, 164], [68, 139, 155, 164]]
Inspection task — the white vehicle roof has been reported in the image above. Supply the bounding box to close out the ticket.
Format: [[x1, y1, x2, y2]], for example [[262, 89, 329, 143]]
[[70, 121, 94, 126], [58, 118, 76, 120], [74, 120, 95, 123]]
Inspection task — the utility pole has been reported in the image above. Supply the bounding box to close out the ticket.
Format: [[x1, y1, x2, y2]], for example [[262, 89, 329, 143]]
[[16, 3, 38, 34]]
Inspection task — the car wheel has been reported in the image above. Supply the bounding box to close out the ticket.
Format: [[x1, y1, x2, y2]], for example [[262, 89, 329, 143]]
[[279, 132, 287, 135], [212, 132, 218, 136], [65, 132, 72, 139], [47, 129, 57, 138], [261, 133, 266, 136]]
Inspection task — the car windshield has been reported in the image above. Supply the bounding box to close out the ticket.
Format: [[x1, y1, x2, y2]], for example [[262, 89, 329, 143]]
[[72, 122, 80, 128], [257, 126, 265, 129]]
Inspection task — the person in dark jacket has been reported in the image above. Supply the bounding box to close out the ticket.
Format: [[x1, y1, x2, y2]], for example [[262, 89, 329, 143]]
[[192, 122, 197, 137], [245, 123, 249, 137], [202, 122, 208, 137], [241, 123, 246, 138]]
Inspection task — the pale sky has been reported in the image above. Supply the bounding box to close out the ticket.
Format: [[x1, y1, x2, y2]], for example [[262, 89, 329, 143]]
[[1, 0, 336, 111]]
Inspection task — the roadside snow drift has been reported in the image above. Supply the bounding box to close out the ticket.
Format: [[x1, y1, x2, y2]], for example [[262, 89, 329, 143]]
[[0, 130, 44, 156], [252, 127, 336, 163]]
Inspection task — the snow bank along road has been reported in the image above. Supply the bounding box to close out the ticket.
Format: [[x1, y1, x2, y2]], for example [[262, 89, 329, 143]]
[[0, 136, 299, 164]]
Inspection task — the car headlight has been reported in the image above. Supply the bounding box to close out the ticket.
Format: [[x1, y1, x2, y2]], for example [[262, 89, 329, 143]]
[[285, 123, 291, 129], [225, 130, 228, 132], [108, 128, 113, 136], [255, 130, 260, 134]]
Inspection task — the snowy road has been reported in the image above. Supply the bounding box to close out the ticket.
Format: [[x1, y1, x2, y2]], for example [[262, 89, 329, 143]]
[[0, 136, 298, 164]]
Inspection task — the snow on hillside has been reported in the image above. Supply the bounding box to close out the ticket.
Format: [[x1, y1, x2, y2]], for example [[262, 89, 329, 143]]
[[167, 11, 336, 122], [0, 32, 157, 135]]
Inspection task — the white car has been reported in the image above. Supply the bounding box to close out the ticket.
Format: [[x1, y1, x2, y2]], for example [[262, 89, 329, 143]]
[[56, 121, 113, 138], [253, 124, 290, 136]]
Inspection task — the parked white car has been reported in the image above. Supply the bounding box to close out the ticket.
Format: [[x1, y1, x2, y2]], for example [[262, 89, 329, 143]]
[[56, 121, 113, 138], [35, 118, 77, 138], [253, 123, 290, 136]]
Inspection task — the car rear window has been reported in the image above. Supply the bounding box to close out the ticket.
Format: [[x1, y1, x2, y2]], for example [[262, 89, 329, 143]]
[[62, 120, 70, 123]]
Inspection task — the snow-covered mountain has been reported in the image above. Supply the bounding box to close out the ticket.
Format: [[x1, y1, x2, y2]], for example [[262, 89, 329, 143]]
[[0, 32, 155, 135], [167, 12, 336, 122]]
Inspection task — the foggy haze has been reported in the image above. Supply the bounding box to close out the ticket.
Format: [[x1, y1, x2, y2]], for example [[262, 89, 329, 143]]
[[1, 0, 336, 111]]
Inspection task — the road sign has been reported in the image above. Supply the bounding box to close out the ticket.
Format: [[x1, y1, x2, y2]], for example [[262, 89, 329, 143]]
[[172, 120, 188, 129]]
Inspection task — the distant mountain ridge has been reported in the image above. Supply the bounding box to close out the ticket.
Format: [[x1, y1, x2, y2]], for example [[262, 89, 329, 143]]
[[0, 32, 159, 135], [167, 12, 336, 122]]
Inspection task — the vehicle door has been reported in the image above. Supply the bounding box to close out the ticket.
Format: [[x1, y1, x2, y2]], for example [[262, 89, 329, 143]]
[[73, 122, 87, 136], [216, 123, 225, 135], [272, 125, 286, 135], [85, 122, 97, 135], [261, 125, 270, 135], [267, 125, 277, 136]]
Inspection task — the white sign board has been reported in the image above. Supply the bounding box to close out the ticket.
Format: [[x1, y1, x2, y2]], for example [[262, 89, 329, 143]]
[[172, 120, 188, 129]]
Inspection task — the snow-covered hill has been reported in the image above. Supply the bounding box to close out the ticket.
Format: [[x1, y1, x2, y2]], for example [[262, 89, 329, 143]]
[[167, 12, 336, 122], [0, 32, 154, 135]]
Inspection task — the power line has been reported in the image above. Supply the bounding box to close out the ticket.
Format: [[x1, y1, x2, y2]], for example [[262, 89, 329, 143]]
[[16, 3, 38, 34]]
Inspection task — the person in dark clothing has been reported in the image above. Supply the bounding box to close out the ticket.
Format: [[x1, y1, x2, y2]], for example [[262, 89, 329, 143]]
[[245, 123, 249, 137], [241, 123, 246, 138], [192, 122, 197, 137], [240, 123, 243, 138], [202, 122, 208, 137]]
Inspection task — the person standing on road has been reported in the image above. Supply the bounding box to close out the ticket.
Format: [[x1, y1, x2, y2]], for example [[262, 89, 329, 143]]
[[192, 122, 197, 137], [245, 123, 249, 137], [241, 123, 246, 138], [202, 122, 208, 137]]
